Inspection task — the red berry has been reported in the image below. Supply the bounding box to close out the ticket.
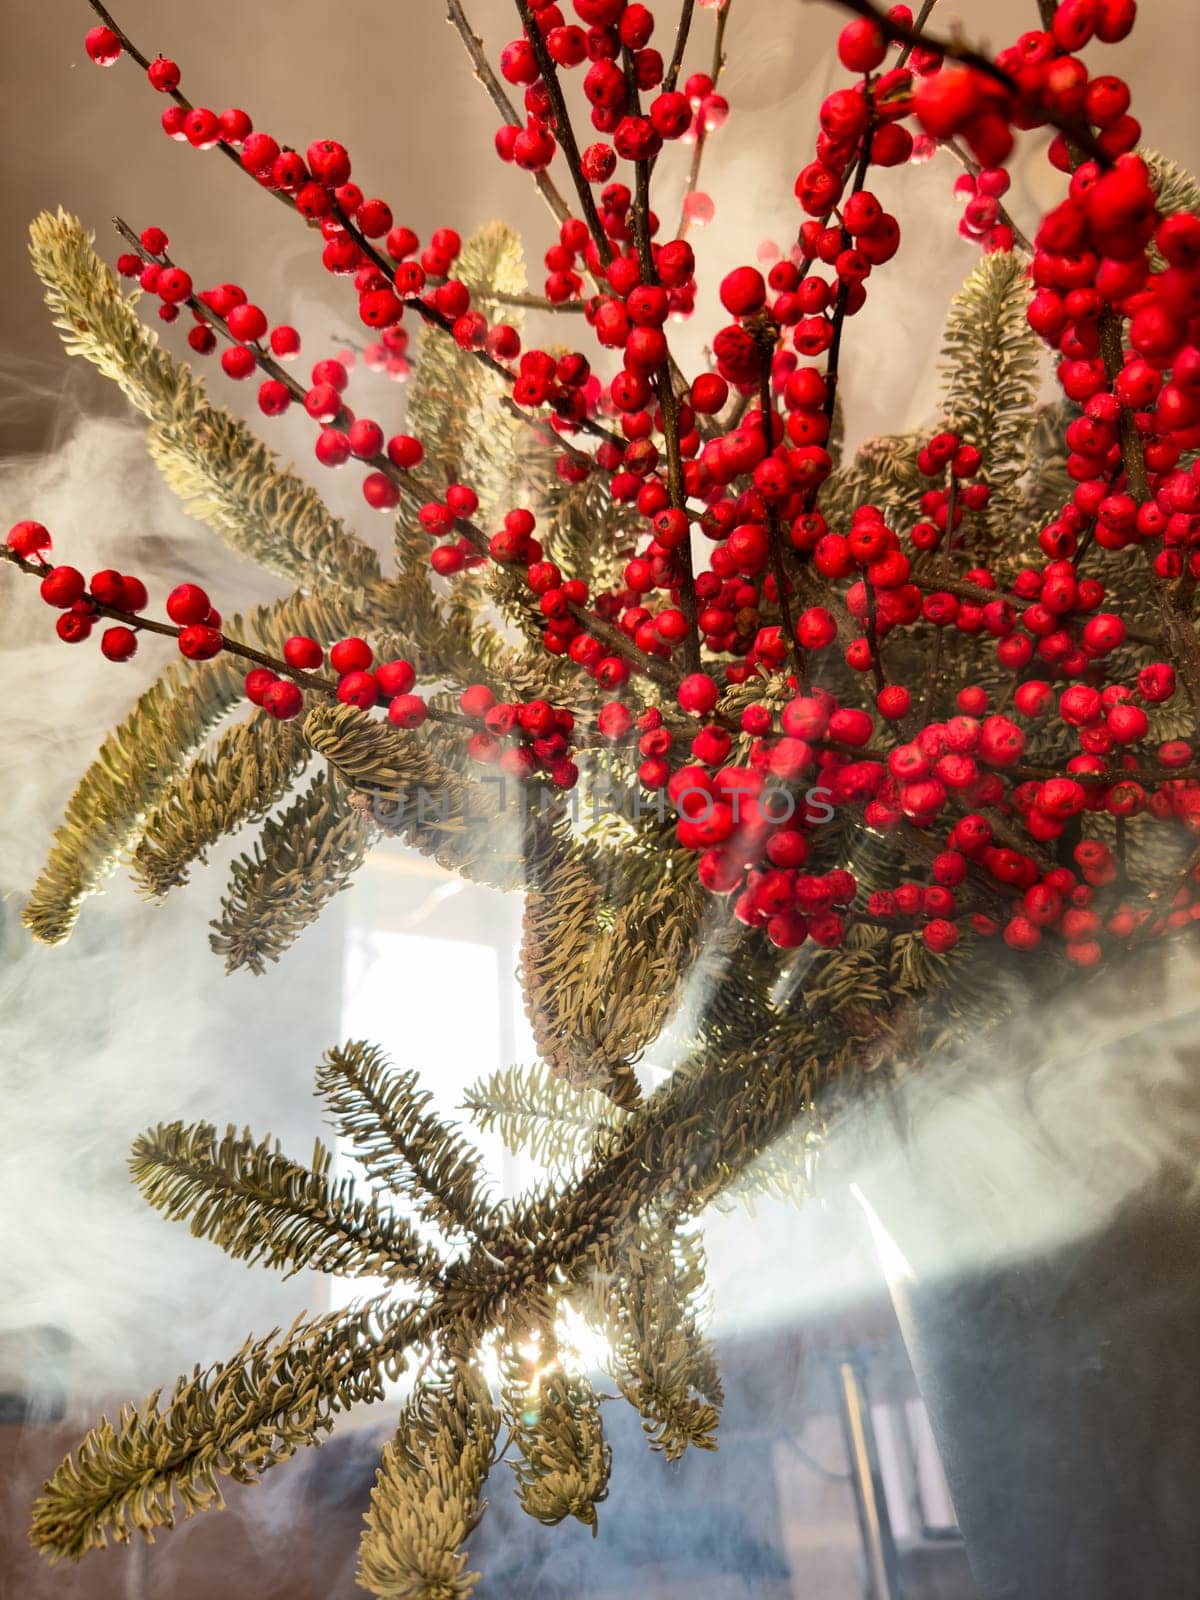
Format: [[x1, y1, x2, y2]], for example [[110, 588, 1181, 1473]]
[[7, 520, 52, 558], [270, 325, 302, 359], [56, 612, 94, 644], [101, 625, 138, 661], [227, 303, 268, 343], [244, 667, 278, 705], [90, 569, 128, 607], [147, 55, 181, 91], [330, 636, 373, 674], [388, 693, 428, 728], [923, 919, 960, 954], [719, 267, 767, 317], [376, 659, 416, 696], [39, 565, 86, 608], [284, 636, 324, 670], [336, 669, 379, 709], [178, 624, 223, 660], [838, 18, 887, 72], [363, 473, 400, 511], [460, 684, 496, 718], [263, 680, 304, 721], [678, 673, 720, 716], [387, 434, 424, 469], [166, 583, 211, 625], [85, 26, 121, 66], [157, 267, 193, 304]]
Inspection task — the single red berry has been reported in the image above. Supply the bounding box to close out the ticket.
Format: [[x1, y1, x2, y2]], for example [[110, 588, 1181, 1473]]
[[39, 565, 86, 608], [678, 673, 720, 716], [336, 669, 379, 709], [56, 611, 94, 644], [90, 570, 128, 607], [348, 418, 384, 458], [270, 325, 302, 359], [258, 379, 292, 417], [7, 520, 52, 558], [330, 637, 373, 674], [122, 576, 149, 612], [178, 624, 223, 660], [263, 680, 304, 721], [284, 636, 324, 670], [226, 303, 268, 343], [388, 693, 428, 728], [363, 473, 400, 511], [307, 139, 352, 186], [838, 18, 887, 72], [460, 684, 496, 718], [85, 26, 121, 65], [376, 659, 416, 697], [156, 267, 193, 305], [166, 583, 211, 625], [101, 625, 138, 661], [719, 267, 767, 317], [923, 919, 960, 954], [387, 434, 424, 469], [147, 56, 181, 91], [184, 108, 221, 149]]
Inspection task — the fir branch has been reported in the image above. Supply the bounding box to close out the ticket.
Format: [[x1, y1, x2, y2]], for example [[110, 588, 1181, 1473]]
[[23, 585, 373, 945], [31, 1298, 408, 1563], [317, 1042, 495, 1243], [209, 771, 372, 975], [305, 702, 573, 893], [131, 714, 309, 897], [940, 250, 1041, 503], [502, 1304, 610, 1530], [521, 860, 709, 1104], [582, 1220, 721, 1462], [27, 210, 380, 592], [131, 1122, 442, 1285], [358, 1369, 499, 1600], [1144, 148, 1200, 225], [463, 1063, 629, 1176]]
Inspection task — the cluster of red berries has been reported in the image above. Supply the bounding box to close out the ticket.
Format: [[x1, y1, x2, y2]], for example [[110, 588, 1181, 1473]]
[[7, 520, 223, 666], [495, 2, 727, 207], [61, 2, 1200, 971], [456, 685, 581, 789]]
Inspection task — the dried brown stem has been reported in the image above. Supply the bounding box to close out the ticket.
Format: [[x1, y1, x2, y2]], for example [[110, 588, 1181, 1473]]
[[512, 0, 614, 265], [674, 0, 734, 240], [444, 0, 573, 227]]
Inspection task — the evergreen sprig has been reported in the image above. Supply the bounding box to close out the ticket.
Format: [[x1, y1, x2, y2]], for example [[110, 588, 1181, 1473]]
[[130, 1121, 442, 1284], [209, 771, 372, 973], [31, 1298, 411, 1562], [131, 713, 309, 897], [358, 1369, 499, 1600], [28, 209, 381, 592], [317, 1042, 496, 1243]]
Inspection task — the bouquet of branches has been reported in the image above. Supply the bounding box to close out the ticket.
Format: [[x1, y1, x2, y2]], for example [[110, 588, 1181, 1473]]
[[4, 0, 1200, 1593]]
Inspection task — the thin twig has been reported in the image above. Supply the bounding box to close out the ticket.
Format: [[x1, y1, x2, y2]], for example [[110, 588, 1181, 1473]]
[[941, 138, 1034, 256], [757, 355, 805, 684], [512, 0, 613, 265], [444, 0, 572, 227], [675, 0, 734, 240], [663, 0, 697, 95]]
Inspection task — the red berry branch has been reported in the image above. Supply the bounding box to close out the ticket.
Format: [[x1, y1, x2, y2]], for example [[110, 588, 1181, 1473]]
[[7, 0, 1195, 965]]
